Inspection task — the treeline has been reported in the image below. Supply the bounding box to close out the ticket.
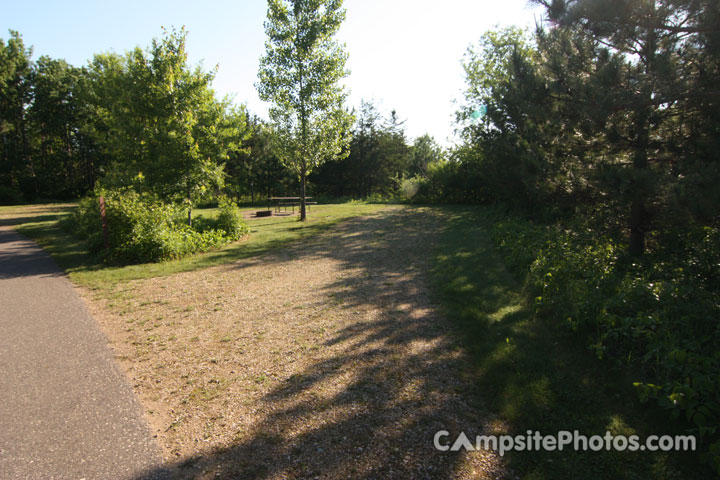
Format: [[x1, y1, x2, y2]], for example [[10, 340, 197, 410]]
[[0, 28, 445, 206], [0, 28, 245, 204], [437, 4, 720, 255], [225, 102, 446, 203], [1, 31, 99, 202]]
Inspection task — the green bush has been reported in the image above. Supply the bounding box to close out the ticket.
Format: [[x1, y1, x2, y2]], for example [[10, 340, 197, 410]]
[[71, 188, 246, 264], [491, 216, 720, 468], [216, 197, 249, 239], [399, 177, 423, 201]]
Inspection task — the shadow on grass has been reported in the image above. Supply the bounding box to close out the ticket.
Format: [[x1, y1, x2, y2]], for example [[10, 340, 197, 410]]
[[426, 206, 708, 480], [129, 206, 707, 479], [11, 215, 106, 280], [0, 205, 99, 279], [7, 203, 705, 478], [134, 208, 505, 479], [0, 213, 72, 227]]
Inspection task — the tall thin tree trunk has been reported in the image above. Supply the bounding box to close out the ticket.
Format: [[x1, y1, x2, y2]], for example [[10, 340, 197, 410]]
[[20, 113, 38, 196], [300, 165, 307, 221], [629, 24, 657, 257], [629, 108, 650, 257]]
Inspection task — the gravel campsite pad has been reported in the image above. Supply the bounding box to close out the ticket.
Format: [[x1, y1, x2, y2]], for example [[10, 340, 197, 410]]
[[80, 208, 507, 479]]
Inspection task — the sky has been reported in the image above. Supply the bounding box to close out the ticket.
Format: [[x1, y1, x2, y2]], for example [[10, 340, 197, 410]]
[[2, 0, 544, 146]]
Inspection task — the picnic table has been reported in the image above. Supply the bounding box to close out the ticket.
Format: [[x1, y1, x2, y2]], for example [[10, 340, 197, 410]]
[[268, 196, 317, 213]]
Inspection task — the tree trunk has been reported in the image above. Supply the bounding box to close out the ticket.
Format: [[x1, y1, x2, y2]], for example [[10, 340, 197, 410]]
[[629, 110, 650, 257], [629, 198, 646, 256], [300, 166, 307, 221], [20, 113, 38, 196], [628, 22, 657, 258]]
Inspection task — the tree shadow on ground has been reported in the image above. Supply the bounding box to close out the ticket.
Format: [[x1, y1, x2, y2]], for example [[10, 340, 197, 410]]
[[130, 206, 707, 479], [0, 228, 65, 279], [135, 208, 510, 479], [0, 204, 75, 227], [426, 207, 709, 480]]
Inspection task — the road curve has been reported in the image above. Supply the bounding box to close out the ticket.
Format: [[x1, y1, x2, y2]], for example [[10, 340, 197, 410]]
[[0, 227, 168, 479]]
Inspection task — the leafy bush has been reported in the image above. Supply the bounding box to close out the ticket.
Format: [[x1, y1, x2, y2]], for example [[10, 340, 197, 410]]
[[216, 197, 249, 239], [491, 216, 720, 468], [71, 188, 246, 264], [399, 177, 422, 201], [410, 159, 487, 204]]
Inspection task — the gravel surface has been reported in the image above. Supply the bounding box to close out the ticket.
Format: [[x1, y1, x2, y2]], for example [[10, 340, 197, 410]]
[[81, 208, 509, 479], [0, 226, 168, 480]]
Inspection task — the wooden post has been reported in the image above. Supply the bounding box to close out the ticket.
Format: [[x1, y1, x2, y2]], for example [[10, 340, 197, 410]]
[[99, 196, 109, 252]]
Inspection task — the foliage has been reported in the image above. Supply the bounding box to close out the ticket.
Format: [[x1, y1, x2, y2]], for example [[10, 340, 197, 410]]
[[0, 30, 34, 197], [89, 27, 245, 213], [432, 206, 711, 478], [0, 185, 24, 205], [398, 176, 422, 201], [224, 115, 296, 201], [0, 28, 247, 205], [408, 134, 444, 178], [71, 188, 242, 264], [215, 196, 249, 239], [447, 9, 720, 468], [311, 100, 417, 199], [491, 214, 720, 469], [257, 0, 354, 220]]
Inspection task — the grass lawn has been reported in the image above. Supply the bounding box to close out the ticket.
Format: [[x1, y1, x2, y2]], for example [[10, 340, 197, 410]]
[[0, 202, 395, 289], [431, 206, 709, 479]]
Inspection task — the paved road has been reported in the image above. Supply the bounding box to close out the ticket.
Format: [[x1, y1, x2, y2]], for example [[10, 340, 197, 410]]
[[0, 227, 168, 479]]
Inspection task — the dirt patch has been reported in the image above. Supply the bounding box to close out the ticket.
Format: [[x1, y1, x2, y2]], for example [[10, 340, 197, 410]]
[[80, 208, 507, 479]]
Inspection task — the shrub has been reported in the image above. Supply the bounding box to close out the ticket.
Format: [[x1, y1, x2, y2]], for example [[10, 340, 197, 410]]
[[491, 216, 720, 467], [399, 177, 423, 201], [71, 188, 246, 264], [216, 197, 249, 239]]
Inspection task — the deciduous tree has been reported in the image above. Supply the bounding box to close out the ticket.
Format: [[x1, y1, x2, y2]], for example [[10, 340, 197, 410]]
[[257, 0, 353, 220]]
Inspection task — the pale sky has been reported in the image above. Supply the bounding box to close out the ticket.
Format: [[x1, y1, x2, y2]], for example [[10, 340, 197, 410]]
[[2, 0, 544, 146]]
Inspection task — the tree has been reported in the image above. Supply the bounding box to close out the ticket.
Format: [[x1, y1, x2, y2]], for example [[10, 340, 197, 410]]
[[90, 28, 237, 224], [225, 115, 293, 201], [309, 100, 411, 198], [457, 27, 567, 213], [0, 31, 34, 198], [30, 57, 103, 198], [257, 0, 353, 220], [533, 0, 720, 255], [408, 134, 444, 178]]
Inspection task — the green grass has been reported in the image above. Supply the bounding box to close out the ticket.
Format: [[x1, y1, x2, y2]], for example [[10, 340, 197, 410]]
[[1, 202, 394, 289], [431, 206, 708, 480]]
